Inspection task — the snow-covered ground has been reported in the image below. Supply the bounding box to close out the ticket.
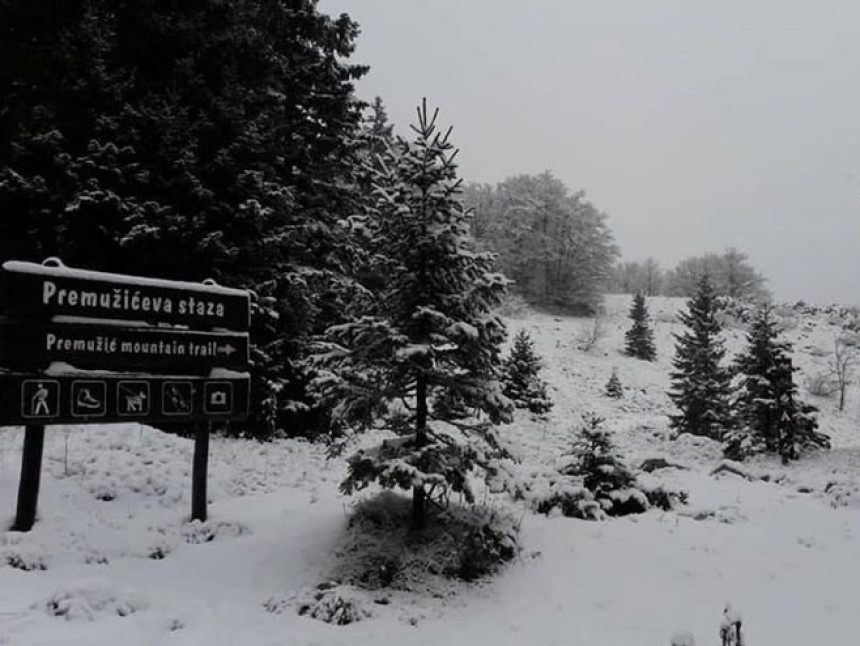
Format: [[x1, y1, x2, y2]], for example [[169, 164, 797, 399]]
[[2, 294, 859, 645]]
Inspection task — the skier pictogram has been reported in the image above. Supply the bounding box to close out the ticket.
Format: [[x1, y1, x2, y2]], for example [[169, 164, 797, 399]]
[[163, 381, 193, 415]]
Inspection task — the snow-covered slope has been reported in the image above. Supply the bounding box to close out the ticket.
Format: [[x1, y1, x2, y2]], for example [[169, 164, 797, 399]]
[[2, 294, 859, 645]]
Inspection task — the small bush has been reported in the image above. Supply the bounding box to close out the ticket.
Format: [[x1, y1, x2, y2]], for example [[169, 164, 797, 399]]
[[534, 485, 604, 520], [457, 520, 518, 582], [575, 315, 605, 352], [42, 581, 147, 621], [805, 372, 839, 397], [643, 486, 689, 511], [294, 582, 372, 625], [336, 492, 520, 592], [182, 519, 250, 545], [4, 550, 48, 572], [639, 457, 682, 473], [534, 415, 687, 519]]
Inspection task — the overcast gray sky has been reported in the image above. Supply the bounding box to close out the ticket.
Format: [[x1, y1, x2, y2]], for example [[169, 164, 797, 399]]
[[320, 0, 860, 305]]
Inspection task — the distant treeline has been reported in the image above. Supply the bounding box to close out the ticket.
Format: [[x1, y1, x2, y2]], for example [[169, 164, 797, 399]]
[[609, 249, 769, 300], [463, 172, 618, 314], [461, 170, 768, 309]]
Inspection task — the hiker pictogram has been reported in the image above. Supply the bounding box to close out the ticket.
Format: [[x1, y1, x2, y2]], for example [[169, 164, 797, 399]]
[[21, 380, 60, 418]]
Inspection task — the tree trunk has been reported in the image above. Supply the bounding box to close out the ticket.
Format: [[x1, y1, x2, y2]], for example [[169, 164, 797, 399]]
[[411, 370, 428, 530]]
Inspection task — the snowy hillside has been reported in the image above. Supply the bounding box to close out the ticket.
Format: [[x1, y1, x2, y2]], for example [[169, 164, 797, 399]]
[[2, 294, 860, 645]]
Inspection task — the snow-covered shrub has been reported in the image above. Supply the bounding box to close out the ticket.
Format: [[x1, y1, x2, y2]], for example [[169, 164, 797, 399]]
[[485, 459, 606, 519], [147, 542, 173, 561], [565, 414, 649, 516], [642, 485, 689, 511], [3, 549, 48, 572], [456, 512, 521, 582], [575, 314, 606, 352], [293, 582, 372, 626], [529, 415, 689, 519], [42, 580, 147, 621], [534, 484, 605, 520], [181, 519, 250, 545], [335, 492, 520, 592], [805, 371, 839, 397], [823, 479, 860, 509], [83, 552, 109, 566], [639, 457, 684, 473]]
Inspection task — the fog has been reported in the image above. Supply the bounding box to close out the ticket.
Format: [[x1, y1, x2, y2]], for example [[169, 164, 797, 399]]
[[321, 0, 860, 305]]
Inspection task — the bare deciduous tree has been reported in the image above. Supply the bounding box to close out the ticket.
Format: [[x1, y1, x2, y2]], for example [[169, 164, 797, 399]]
[[576, 313, 606, 352], [832, 335, 859, 412]]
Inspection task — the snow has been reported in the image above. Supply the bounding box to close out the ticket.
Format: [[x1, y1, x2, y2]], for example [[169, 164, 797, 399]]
[[2, 294, 860, 644], [3, 261, 249, 297]]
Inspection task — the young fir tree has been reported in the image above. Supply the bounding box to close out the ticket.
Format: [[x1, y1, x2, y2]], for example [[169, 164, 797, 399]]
[[623, 292, 657, 361], [724, 308, 830, 462], [668, 274, 732, 439], [562, 414, 646, 516], [605, 369, 623, 398], [315, 100, 513, 529], [501, 330, 553, 416]]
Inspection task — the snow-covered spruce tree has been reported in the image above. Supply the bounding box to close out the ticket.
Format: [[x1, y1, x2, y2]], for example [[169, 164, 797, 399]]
[[531, 414, 687, 518], [501, 329, 553, 416], [668, 274, 732, 439], [724, 308, 830, 462], [605, 369, 623, 398], [562, 414, 647, 516], [623, 292, 657, 361], [314, 100, 513, 529]]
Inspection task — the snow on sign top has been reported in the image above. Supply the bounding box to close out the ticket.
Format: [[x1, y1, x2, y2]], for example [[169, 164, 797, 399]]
[[0, 260, 250, 330]]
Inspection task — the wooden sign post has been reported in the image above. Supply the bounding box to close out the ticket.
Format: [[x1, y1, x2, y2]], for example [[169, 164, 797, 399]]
[[0, 259, 251, 530], [12, 425, 45, 532]]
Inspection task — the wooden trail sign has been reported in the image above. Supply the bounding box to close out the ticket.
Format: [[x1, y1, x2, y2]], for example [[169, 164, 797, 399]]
[[0, 261, 250, 329], [0, 372, 249, 426], [0, 321, 250, 372], [0, 259, 253, 531]]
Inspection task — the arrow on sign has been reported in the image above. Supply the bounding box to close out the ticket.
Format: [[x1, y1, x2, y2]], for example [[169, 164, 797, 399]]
[[216, 344, 236, 356]]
